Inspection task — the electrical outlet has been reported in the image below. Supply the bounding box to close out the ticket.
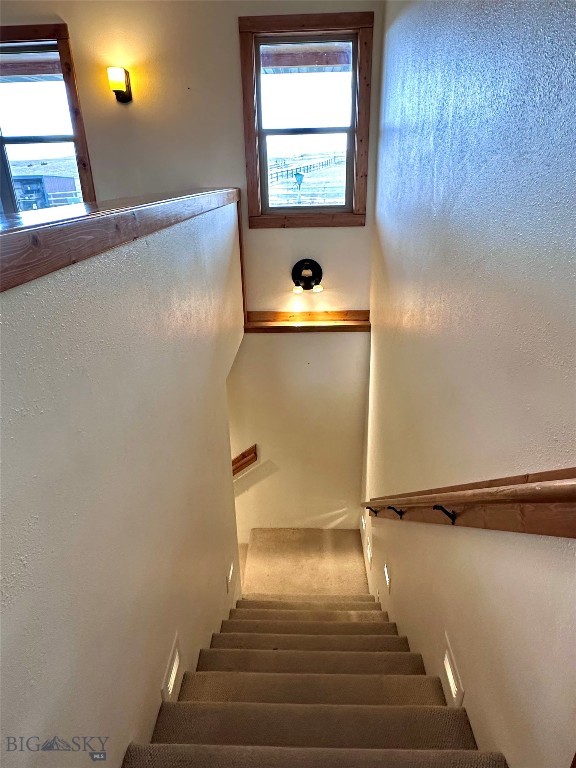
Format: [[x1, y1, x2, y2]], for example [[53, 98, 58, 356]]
[[443, 633, 464, 706], [226, 561, 234, 593]]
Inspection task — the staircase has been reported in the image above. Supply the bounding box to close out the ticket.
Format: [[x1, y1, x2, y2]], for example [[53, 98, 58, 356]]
[[124, 592, 508, 767]]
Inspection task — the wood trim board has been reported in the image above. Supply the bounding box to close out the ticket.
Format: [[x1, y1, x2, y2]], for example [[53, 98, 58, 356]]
[[245, 310, 370, 333], [372, 466, 576, 499], [0, 188, 240, 291], [249, 213, 366, 229], [239, 13, 375, 33], [370, 500, 576, 540], [232, 444, 258, 475], [57, 36, 96, 203], [368, 479, 576, 507], [0, 23, 69, 42], [365, 467, 576, 539]]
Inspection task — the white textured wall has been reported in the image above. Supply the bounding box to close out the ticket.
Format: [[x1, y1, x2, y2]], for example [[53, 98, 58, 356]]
[[0, 0, 378, 553], [228, 333, 370, 544], [0, 205, 244, 768], [364, 515, 576, 768], [368, 0, 575, 497], [364, 3, 576, 767], [1, 0, 383, 311]]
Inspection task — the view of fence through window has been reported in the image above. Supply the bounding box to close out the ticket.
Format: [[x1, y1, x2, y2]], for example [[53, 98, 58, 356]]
[[0, 45, 82, 212], [258, 40, 354, 209]]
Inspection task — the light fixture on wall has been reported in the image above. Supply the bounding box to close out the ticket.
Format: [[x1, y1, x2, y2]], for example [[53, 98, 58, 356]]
[[107, 66, 132, 103], [291, 259, 323, 294]]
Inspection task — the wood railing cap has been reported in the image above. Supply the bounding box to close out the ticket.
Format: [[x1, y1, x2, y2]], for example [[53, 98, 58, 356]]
[[0, 188, 240, 235], [0, 188, 240, 292]]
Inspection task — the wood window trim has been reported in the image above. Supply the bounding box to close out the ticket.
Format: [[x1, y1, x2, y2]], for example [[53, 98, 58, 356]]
[[239, 13, 373, 229], [0, 23, 96, 208]]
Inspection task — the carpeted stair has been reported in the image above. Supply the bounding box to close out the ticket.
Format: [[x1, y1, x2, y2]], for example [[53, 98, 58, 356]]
[[123, 591, 509, 767]]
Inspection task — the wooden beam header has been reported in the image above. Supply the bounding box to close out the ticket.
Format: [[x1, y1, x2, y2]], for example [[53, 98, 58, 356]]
[[239, 13, 374, 34]]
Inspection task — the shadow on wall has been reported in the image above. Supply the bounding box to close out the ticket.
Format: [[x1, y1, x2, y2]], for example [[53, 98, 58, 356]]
[[233, 458, 279, 496], [232, 450, 359, 530]]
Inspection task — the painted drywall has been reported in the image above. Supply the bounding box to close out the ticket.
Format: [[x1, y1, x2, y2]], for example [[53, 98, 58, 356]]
[[363, 514, 576, 768], [228, 333, 370, 544], [1, 0, 384, 311], [367, 0, 576, 497], [363, 2, 576, 767], [0, 1, 380, 558], [0, 204, 244, 768]]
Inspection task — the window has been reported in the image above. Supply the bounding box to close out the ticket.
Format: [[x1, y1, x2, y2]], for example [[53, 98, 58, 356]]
[[239, 13, 373, 228], [0, 24, 95, 216]]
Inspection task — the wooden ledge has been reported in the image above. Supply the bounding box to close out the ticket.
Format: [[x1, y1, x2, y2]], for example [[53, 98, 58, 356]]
[[364, 466, 576, 539], [245, 310, 370, 333], [0, 188, 239, 292], [249, 213, 365, 229], [232, 444, 258, 476]]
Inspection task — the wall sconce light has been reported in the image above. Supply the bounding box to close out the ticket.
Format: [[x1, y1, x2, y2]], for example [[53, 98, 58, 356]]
[[107, 67, 132, 103], [292, 259, 323, 294]]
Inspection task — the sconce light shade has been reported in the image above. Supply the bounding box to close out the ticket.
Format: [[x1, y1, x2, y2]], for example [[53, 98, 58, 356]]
[[292, 259, 323, 293], [107, 67, 132, 103]]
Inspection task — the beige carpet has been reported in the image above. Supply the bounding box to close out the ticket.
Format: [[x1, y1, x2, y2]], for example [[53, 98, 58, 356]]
[[242, 528, 368, 595], [124, 744, 508, 768], [123, 532, 509, 768]]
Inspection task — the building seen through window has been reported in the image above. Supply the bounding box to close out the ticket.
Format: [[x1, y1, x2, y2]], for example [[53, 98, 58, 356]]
[[0, 28, 94, 215]]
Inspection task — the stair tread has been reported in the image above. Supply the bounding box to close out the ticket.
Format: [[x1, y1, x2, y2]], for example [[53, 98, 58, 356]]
[[152, 702, 477, 749], [243, 593, 375, 602], [198, 648, 424, 675], [124, 744, 509, 768], [211, 632, 407, 651], [237, 600, 382, 611], [180, 671, 445, 705], [221, 620, 398, 635], [230, 609, 390, 622]]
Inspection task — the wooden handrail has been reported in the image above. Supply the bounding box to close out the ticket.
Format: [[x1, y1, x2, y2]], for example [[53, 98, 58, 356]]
[[232, 444, 258, 476], [364, 467, 576, 539], [367, 479, 576, 508]]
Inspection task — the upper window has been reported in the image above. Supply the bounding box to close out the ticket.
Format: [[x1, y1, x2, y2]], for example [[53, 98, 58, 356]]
[[0, 24, 95, 216], [239, 13, 373, 228]]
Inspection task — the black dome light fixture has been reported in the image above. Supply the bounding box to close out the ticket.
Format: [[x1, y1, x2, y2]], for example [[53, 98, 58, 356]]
[[291, 259, 323, 294]]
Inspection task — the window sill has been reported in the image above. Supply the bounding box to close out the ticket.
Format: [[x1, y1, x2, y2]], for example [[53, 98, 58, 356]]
[[249, 212, 366, 229]]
